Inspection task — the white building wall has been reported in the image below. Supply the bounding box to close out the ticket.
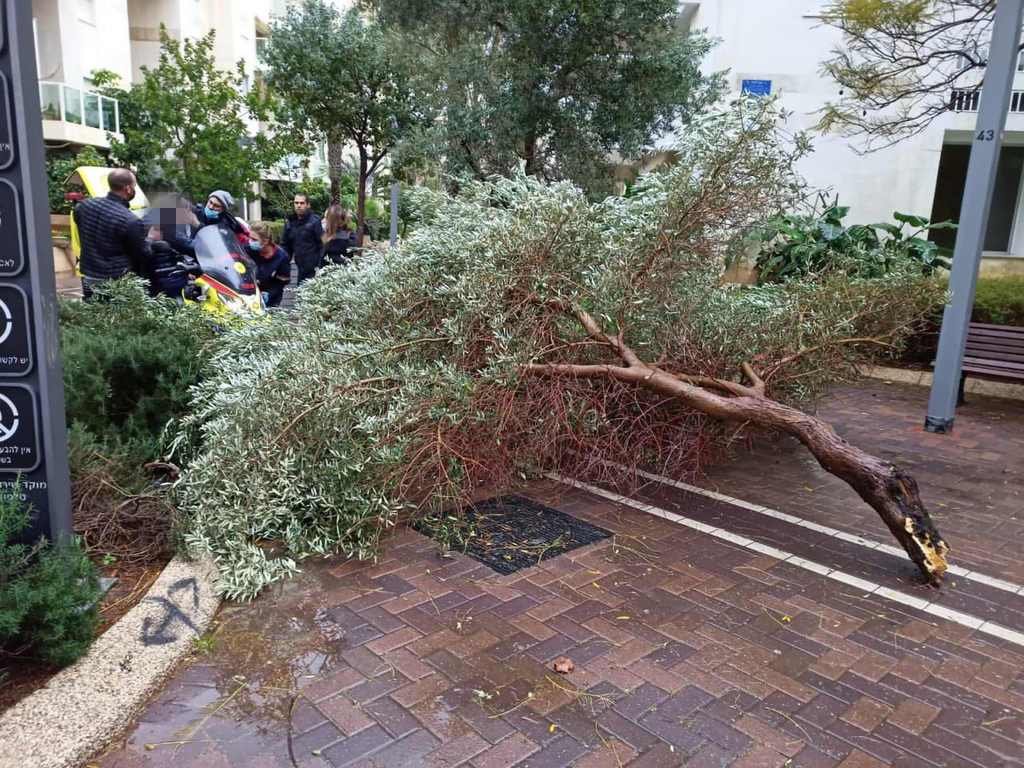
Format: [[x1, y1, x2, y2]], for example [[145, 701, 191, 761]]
[[686, 0, 1024, 269], [35, 0, 133, 88]]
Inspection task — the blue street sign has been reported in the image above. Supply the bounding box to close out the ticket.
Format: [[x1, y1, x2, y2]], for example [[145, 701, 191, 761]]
[[741, 79, 772, 97]]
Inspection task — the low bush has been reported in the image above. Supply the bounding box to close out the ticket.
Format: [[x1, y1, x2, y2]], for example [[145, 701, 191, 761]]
[[1, 496, 102, 667], [971, 277, 1024, 327], [895, 277, 1024, 367], [59, 278, 217, 464]]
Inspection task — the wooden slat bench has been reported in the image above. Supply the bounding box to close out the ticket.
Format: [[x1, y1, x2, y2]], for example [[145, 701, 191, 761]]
[[940, 322, 1024, 402]]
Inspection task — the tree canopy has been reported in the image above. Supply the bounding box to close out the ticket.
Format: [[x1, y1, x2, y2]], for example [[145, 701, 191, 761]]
[[168, 100, 946, 599], [819, 0, 1003, 149], [98, 29, 293, 201], [365, 0, 724, 197], [262, 1, 423, 238]]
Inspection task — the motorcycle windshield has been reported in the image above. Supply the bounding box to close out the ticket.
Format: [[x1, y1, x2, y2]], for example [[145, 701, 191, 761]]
[[193, 225, 259, 296]]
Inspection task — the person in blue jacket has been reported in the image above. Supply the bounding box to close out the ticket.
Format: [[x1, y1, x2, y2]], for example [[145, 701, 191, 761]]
[[249, 222, 291, 308]]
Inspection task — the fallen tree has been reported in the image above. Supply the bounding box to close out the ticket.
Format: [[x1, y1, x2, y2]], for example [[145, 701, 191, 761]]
[[172, 100, 948, 599], [525, 298, 947, 582]]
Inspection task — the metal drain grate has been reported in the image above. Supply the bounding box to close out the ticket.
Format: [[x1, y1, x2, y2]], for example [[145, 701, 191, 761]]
[[415, 495, 612, 575]]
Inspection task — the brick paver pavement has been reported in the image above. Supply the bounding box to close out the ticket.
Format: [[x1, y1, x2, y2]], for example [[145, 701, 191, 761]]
[[96, 381, 1024, 767]]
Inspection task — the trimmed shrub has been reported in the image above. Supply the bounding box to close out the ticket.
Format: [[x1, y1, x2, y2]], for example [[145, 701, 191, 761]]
[[59, 278, 217, 463], [0, 497, 102, 667], [896, 277, 1024, 367], [971, 277, 1024, 326]]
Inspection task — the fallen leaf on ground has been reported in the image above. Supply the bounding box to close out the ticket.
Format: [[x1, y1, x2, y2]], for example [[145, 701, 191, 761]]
[[553, 656, 574, 674]]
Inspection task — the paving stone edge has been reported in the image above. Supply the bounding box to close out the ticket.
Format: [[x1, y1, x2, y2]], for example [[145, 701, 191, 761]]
[[0, 553, 221, 768], [861, 364, 1024, 402]]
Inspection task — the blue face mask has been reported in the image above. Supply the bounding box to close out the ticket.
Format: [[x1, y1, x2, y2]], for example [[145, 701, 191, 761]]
[[204, 207, 220, 220], [248, 241, 262, 252]]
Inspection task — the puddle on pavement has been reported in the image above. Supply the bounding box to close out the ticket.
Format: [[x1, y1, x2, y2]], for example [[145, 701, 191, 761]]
[[98, 555, 358, 766]]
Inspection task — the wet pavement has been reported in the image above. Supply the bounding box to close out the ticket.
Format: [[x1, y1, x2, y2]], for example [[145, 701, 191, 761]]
[[94, 381, 1024, 767]]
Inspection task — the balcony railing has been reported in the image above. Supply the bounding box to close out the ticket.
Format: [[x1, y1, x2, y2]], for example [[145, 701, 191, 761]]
[[39, 81, 119, 134], [950, 88, 1024, 114]]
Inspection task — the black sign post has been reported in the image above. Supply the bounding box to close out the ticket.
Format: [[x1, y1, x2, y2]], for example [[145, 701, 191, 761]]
[[0, 1, 73, 541]]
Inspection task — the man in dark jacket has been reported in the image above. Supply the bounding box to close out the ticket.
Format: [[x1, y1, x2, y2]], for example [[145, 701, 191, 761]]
[[281, 193, 324, 285], [74, 168, 158, 299]]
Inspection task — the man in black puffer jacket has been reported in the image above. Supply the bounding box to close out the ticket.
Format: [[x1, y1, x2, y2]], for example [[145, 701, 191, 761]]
[[281, 192, 324, 285], [75, 168, 158, 299]]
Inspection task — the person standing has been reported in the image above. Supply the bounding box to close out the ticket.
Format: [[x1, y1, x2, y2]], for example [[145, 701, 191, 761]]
[[74, 168, 159, 299], [282, 193, 324, 285], [249, 223, 291, 308], [321, 205, 359, 267]]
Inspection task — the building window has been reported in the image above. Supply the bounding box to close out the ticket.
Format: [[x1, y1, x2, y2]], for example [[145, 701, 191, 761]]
[[930, 144, 1024, 253]]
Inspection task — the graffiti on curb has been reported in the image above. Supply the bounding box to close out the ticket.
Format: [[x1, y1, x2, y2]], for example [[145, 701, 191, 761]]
[[140, 578, 201, 646]]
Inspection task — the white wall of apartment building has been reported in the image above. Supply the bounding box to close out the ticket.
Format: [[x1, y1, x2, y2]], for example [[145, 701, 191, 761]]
[[35, 0, 133, 148], [35, 0, 133, 88], [684, 0, 1024, 276]]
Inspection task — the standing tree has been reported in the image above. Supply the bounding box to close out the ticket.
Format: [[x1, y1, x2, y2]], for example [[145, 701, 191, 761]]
[[262, 1, 423, 241], [99, 30, 293, 201], [819, 0, 1004, 150], [366, 0, 724, 197], [172, 101, 949, 600]]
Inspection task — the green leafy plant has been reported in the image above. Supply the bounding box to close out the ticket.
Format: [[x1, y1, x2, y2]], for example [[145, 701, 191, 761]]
[[263, 2, 424, 239], [1, 495, 102, 667], [368, 0, 724, 198], [59, 278, 217, 463], [98, 30, 297, 200], [971, 277, 1024, 327], [192, 633, 218, 654], [262, 176, 334, 221], [751, 200, 956, 284], [45, 145, 108, 215]]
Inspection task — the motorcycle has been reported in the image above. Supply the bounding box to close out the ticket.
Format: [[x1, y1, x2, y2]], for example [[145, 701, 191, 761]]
[[181, 223, 267, 323]]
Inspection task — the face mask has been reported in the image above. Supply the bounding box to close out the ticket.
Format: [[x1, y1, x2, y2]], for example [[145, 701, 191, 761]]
[[248, 241, 262, 252], [204, 207, 220, 219]]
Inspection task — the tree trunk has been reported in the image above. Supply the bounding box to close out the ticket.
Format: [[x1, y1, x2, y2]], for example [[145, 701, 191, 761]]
[[525, 303, 949, 585], [356, 147, 368, 246], [523, 133, 539, 177], [327, 137, 345, 205]]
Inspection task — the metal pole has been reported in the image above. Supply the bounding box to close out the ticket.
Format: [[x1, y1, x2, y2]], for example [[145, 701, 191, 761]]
[[390, 117, 399, 247], [925, 0, 1024, 434], [389, 180, 398, 247], [2, 0, 74, 540]]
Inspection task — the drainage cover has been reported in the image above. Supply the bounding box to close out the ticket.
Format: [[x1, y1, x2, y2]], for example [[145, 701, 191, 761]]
[[415, 495, 613, 575]]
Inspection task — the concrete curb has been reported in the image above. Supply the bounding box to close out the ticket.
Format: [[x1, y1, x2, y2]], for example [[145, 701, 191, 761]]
[[0, 553, 221, 768], [861, 365, 1024, 403]]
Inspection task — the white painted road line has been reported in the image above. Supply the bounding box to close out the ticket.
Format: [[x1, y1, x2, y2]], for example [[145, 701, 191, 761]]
[[549, 473, 1024, 649], [615, 465, 1024, 597]]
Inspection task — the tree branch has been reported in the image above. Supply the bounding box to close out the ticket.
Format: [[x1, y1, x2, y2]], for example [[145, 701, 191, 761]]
[[767, 337, 899, 380]]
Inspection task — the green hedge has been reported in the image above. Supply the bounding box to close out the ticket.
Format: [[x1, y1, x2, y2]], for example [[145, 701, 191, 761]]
[[59, 279, 217, 464], [971, 277, 1024, 326], [899, 276, 1024, 366]]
